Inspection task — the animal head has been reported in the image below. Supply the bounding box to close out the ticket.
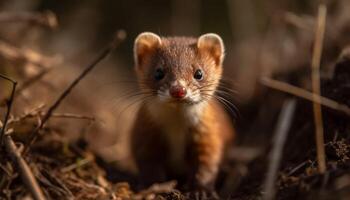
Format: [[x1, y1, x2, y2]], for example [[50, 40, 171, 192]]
[[133, 32, 225, 106]]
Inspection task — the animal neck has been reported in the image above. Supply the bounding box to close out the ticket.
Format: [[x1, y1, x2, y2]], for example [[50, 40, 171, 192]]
[[145, 100, 208, 127]]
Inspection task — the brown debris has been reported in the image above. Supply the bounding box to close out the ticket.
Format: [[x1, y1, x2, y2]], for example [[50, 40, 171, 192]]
[[3, 1, 350, 200]]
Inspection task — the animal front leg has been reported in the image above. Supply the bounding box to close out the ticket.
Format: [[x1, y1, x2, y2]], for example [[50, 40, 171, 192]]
[[188, 131, 223, 190]]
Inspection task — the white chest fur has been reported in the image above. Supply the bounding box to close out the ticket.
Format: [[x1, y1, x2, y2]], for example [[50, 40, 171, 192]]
[[146, 101, 206, 169]]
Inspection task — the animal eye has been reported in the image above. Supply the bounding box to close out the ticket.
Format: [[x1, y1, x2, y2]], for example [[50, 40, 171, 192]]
[[194, 69, 203, 80], [154, 68, 165, 81]]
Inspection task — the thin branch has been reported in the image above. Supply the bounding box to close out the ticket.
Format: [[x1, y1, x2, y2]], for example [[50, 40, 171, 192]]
[[0, 74, 45, 200], [16, 68, 52, 95], [260, 77, 350, 116], [263, 99, 296, 200], [49, 113, 95, 121], [0, 74, 17, 145], [24, 30, 127, 154], [4, 135, 46, 200], [287, 161, 308, 176], [284, 12, 313, 31], [61, 157, 93, 173], [0, 40, 62, 69], [311, 4, 327, 174], [1, 68, 53, 107], [7, 104, 46, 124], [0, 11, 58, 29], [0, 74, 17, 83], [9, 112, 95, 124]]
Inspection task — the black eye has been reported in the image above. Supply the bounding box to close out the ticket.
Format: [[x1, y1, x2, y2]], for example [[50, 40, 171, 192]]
[[154, 68, 165, 81], [194, 69, 203, 80]]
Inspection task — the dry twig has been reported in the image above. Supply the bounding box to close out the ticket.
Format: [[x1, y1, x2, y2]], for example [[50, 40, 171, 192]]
[[15, 68, 53, 96], [311, 5, 327, 174], [0, 39, 62, 103], [60, 157, 93, 173], [284, 12, 314, 31], [9, 111, 95, 125], [49, 113, 95, 121], [263, 99, 296, 200], [260, 77, 350, 116], [0, 40, 61, 69], [4, 135, 46, 200], [0, 74, 17, 144], [24, 30, 127, 154], [0, 74, 45, 200], [0, 11, 58, 29]]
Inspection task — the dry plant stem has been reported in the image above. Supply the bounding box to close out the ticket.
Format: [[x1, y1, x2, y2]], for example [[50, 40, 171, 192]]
[[16, 68, 51, 95], [0, 74, 17, 145], [0, 74, 45, 200], [0, 11, 58, 29], [61, 157, 93, 173], [260, 77, 350, 116], [4, 135, 46, 200], [311, 5, 327, 174], [9, 112, 95, 124], [263, 99, 296, 200], [24, 30, 126, 154], [284, 12, 313, 31], [48, 113, 95, 121], [0, 40, 60, 69]]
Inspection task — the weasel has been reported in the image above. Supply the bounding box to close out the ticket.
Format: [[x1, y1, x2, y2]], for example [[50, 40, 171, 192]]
[[131, 32, 235, 190]]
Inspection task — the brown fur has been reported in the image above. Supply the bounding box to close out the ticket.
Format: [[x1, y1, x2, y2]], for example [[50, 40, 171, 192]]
[[131, 33, 235, 190]]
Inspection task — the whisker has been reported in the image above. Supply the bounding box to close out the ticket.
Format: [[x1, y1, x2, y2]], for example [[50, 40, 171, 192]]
[[220, 78, 237, 86], [115, 95, 155, 121], [110, 90, 156, 109], [194, 80, 237, 95], [217, 85, 238, 94], [200, 89, 237, 101], [215, 90, 235, 97], [196, 83, 218, 90], [201, 93, 240, 119], [215, 95, 240, 117]]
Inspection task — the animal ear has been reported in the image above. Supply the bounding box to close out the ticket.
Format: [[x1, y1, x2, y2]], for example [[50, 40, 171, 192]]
[[134, 32, 162, 68], [197, 33, 225, 66]]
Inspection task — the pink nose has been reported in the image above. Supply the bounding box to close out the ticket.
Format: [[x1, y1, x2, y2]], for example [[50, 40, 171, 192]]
[[170, 85, 187, 99]]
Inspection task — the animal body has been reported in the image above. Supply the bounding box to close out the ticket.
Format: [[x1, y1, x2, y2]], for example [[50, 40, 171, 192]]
[[130, 32, 235, 191]]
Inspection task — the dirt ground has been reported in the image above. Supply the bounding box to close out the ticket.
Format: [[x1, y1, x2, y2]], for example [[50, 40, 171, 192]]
[[2, 1, 350, 200]]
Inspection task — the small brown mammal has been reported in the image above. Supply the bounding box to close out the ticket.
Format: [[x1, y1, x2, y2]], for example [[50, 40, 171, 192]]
[[131, 32, 235, 190]]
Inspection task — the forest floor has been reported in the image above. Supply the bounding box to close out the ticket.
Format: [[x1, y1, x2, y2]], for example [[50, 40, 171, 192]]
[[2, 3, 350, 200]]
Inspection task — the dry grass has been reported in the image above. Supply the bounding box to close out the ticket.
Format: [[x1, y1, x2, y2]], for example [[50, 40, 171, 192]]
[[2, 1, 350, 200]]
